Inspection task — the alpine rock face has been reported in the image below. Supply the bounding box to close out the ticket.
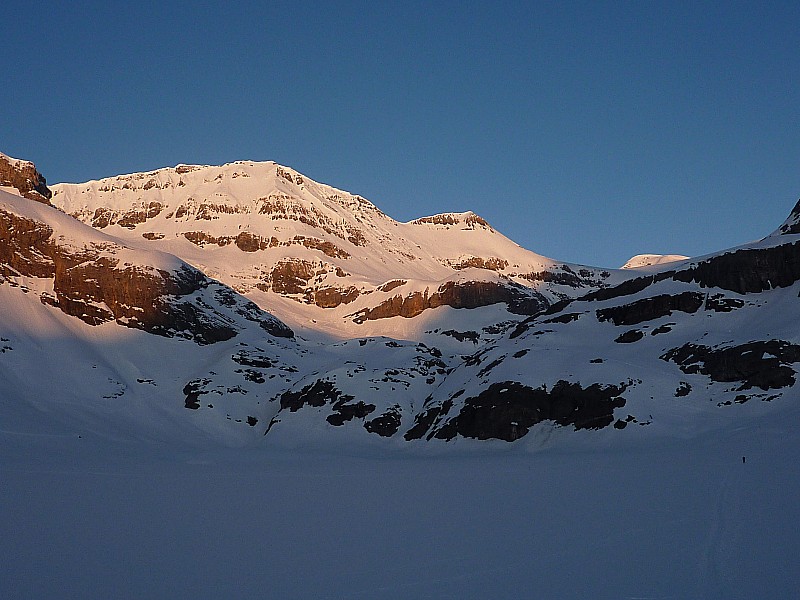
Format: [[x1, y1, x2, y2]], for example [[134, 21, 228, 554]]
[[2, 152, 799, 448], [0, 152, 53, 204]]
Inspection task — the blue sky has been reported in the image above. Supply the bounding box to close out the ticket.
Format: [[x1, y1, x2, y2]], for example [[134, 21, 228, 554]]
[[4, 1, 799, 268]]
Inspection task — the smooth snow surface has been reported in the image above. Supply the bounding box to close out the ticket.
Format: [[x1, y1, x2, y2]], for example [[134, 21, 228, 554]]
[[621, 253, 690, 269], [2, 418, 798, 600]]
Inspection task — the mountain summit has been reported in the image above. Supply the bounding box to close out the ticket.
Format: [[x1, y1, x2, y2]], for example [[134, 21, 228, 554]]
[[50, 160, 615, 341], [0, 152, 52, 204]]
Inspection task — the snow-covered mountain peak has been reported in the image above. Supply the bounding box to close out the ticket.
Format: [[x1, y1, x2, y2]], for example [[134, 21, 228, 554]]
[[51, 159, 392, 236], [50, 159, 616, 339], [410, 210, 494, 231], [0, 151, 33, 169], [0, 151, 52, 204], [621, 253, 690, 270]]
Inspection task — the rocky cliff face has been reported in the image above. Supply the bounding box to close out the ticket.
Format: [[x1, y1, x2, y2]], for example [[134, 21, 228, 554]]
[[0, 209, 55, 279], [352, 280, 547, 322], [0, 189, 292, 344], [0, 153, 52, 204]]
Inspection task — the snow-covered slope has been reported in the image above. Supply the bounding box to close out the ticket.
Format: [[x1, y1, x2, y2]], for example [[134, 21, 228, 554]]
[[264, 199, 800, 445], [0, 185, 303, 445], [5, 407, 798, 600], [51, 161, 617, 342]]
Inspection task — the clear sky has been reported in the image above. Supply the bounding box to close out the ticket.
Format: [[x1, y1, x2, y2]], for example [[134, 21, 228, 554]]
[[4, 1, 799, 268]]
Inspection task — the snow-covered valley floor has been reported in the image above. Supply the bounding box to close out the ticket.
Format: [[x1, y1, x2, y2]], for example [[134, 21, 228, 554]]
[[2, 407, 798, 600]]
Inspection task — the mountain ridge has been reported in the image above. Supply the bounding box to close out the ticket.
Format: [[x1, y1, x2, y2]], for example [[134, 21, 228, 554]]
[[2, 152, 799, 449], [49, 159, 618, 342]]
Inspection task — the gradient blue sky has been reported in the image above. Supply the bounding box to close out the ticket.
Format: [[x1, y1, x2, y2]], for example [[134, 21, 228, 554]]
[[4, 1, 799, 268]]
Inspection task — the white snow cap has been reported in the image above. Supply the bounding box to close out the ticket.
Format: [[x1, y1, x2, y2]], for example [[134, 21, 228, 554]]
[[621, 254, 689, 269], [0, 151, 34, 168]]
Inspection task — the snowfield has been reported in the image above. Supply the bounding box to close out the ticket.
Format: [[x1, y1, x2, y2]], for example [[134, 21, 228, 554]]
[[2, 414, 798, 599]]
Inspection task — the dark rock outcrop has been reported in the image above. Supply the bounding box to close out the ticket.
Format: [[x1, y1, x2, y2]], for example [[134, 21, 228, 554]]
[[413, 213, 491, 229], [364, 406, 402, 437], [52, 257, 238, 343], [450, 256, 509, 271], [184, 231, 235, 247], [704, 294, 745, 312], [614, 329, 644, 343], [279, 380, 376, 426], [582, 272, 676, 303], [269, 259, 317, 295], [234, 232, 273, 252], [78, 202, 165, 229], [777, 199, 800, 235], [430, 380, 627, 442], [672, 242, 800, 294], [440, 329, 481, 344], [596, 292, 705, 326], [313, 285, 360, 308], [661, 340, 800, 390], [0, 209, 55, 279], [183, 379, 212, 409], [0, 154, 52, 204], [404, 398, 454, 441], [213, 288, 293, 338], [0, 203, 292, 343], [326, 400, 376, 426], [280, 380, 351, 412], [353, 280, 547, 322], [518, 266, 586, 288]]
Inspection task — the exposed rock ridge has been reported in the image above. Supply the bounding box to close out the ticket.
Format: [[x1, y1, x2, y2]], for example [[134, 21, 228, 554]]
[[0, 153, 52, 204], [412, 211, 492, 230], [406, 381, 628, 441], [351, 280, 548, 323], [775, 199, 800, 235]]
